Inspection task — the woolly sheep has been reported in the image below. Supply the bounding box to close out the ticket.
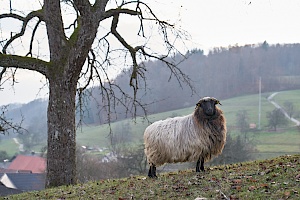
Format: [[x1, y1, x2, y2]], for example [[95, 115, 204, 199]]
[[144, 97, 227, 178]]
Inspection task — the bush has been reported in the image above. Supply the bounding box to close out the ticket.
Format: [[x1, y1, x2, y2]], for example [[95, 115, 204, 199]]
[[210, 134, 256, 165]]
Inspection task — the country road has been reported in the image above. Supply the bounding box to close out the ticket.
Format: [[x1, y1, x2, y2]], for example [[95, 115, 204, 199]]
[[267, 92, 300, 126], [13, 137, 24, 152]]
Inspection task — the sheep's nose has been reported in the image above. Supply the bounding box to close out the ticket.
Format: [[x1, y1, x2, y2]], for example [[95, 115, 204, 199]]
[[206, 108, 214, 115]]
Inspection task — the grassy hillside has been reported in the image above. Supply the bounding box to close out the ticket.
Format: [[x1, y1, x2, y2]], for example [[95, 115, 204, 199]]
[[1, 90, 299, 158], [76, 93, 264, 147], [0, 138, 19, 157], [273, 90, 300, 121], [76, 90, 300, 159], [5, 154, 300, 199]]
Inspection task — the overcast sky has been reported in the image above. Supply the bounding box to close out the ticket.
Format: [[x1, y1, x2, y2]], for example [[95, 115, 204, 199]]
[[1, 0, 300, 105]]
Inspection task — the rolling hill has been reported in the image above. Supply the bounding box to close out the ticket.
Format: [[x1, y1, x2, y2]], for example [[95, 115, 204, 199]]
[[5, 154, 300, 199], [1, 90, 299, 160], [76, 90, 300, 159]]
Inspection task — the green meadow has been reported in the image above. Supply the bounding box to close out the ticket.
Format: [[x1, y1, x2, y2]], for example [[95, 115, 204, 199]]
[[1, 90, 300, 159], [76, 90, 300, 160], [8, 154, 300, 199]]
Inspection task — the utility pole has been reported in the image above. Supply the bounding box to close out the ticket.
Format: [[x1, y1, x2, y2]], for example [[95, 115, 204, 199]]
[[9, 0, 12, 13], [258, 77, 261, 130]]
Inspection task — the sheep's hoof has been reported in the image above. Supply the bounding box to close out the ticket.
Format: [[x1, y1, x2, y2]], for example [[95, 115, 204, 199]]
[[196, 168, 205, 173], [148, 174, 158, 178]]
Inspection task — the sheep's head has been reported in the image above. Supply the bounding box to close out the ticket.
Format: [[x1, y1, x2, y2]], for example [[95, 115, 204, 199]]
[[195, 97, 222, 117]]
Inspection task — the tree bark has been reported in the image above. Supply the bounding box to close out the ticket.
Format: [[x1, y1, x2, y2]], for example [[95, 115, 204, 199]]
[[42, 0, 101, 187], [46, 74, 78, 187]]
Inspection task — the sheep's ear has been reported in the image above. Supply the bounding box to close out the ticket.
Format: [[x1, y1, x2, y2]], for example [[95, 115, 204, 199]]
[[216, 100, 222, 105], [195, 102, 201, 109]]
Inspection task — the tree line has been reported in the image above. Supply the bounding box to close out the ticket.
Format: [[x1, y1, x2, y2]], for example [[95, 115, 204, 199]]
[[81, 42, 300, 124], [3, 42, 300, 133]]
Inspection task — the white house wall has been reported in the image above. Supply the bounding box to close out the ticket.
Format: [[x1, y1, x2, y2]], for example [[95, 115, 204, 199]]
[[0, 174, 16, 189]]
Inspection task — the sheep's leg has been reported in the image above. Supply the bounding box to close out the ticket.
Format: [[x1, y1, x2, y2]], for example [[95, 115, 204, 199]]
[[148, 164, 157, 178], [196, 157, 205, 172], [200, 157, 205, 171], [150, 165, 157, 178], [153, 165, 157, 178], [196, 159, 200, 172], [148, 166, 153, 177]]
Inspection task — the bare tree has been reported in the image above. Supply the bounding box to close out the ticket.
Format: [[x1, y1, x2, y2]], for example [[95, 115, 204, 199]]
[[283, 101, 294, 118], [266, 108, 288, 131], [0, 0, 192, 187], [236, 110, 249, 133]]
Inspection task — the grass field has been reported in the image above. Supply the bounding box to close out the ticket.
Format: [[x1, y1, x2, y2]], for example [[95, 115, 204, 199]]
[[249, 127, 300, 159], [76, 90, 300, 159], [1, 90, 300, 159], [6, 154, 300, 199], [273, 89, 300, 121], [0, 138, 19, 157]]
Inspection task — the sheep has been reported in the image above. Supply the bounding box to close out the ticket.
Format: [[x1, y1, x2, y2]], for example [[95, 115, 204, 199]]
[[144, 97, 227, 178]]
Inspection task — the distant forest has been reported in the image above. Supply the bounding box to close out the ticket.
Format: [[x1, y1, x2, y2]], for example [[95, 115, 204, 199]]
[[3, 42, 300, 135], [83, 42, 300, 124]]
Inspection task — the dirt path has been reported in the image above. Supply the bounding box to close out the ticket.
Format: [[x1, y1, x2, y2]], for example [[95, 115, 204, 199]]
[[13, 137, 24, 152], [267, 92, 300, 126]]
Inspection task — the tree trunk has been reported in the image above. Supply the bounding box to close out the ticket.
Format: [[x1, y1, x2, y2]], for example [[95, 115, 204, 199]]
[[46, 74, 78, 187]]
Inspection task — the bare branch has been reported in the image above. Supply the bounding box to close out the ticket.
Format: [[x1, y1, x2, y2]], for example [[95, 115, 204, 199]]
[[94, 0, 109, 16], [74, 0, 92, 15], [0, 105, 27, 135], [80, 49, 96, 91], [101, 8, 141, 21], [26, 19, 42, 57], [0, 67, 7, 86], [122, 1, 174, 27], [65, 19, 78, 31], [44, 0, 67, 60], [110, 11, 193, 92], [110, 12, 140, 89], [0, 10, 44, 54], [0, 54, 49, 76]]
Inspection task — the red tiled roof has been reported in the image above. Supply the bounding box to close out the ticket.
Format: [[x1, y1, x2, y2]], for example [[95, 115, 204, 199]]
[[0, 168, 18, 173], [8, 155, 46, 173]]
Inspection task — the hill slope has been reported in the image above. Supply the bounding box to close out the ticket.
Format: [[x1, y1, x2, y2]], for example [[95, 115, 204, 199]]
[[76, 90, 300, 160], [5, 154, 300, 199], [1, 90, 299, 159]]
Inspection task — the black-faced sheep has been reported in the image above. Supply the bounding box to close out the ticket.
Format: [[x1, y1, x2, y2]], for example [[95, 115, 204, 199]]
[[144, 97, 227, 178]]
